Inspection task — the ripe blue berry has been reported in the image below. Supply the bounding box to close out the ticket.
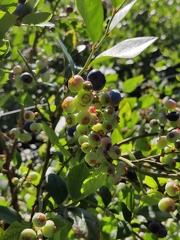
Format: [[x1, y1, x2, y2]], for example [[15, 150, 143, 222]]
[[166, 112, 179, 121], [21, 72, 33, 84], [109, 89, 122, 106], [67, 126, 76, 137], [87, 69, 106, 91]]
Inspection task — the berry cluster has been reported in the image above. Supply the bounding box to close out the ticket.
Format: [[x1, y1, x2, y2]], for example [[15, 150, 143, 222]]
[[147, 220, 167, 238], [9, 110, 41, 144], [20, 212, 56, 239], [61, 70, 125, 183]]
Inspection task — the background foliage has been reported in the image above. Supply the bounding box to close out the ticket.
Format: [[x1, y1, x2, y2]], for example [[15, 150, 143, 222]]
[[0, 0, 180, 239]]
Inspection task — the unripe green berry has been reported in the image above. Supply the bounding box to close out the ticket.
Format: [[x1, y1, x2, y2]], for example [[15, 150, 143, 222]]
[[24, 111, 35, 122], [20, 132, 32, 143], [156, 136, 168, 149], [20, 228, 36, 240], [108, 145, 121, 159], [42, 220, 55, 238], [165, 181, 179, 197], [166, 130, 178, 143], [164, 99, 177, 109], [61, 96, 76, 113], [13, 65, 23, 74], [27, 171, 39, 183], [116, 161, 127, 175], [29, 122, 41, 133], [32, 212, 46, 228], [10, 128, 21, 139], [68, 75, 84, 92], [158, 197, 175, 212], [108, 173, 121, 185], [85, 152, 98, 166]]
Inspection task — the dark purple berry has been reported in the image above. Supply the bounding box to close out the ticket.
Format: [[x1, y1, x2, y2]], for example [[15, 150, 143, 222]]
[[18, 0, 26, 3], [67, 126, 76, 137], [87, 69, 106, 91], [23, 122, 33, 133], [66, 6, 73, 13], [148, 221, 161, 234], [21, 72, 33, 84], [156, 226, 167, 238], [13, 3, 24, 16], [166, 112, 179, 121], [109, 89, 122, 106]]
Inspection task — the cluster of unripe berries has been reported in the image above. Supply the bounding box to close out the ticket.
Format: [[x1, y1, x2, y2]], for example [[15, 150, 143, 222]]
[[9, 110, 41, 144], [61, 70, 126, 184], [20, 212, 56, 239]]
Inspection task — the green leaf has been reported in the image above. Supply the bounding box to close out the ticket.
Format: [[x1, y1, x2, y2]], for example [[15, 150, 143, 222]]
[[141, 192, 163, 206], [21, 12, 52, 25], [67, 207, 100, 240], [0, 206, 22, 224], [0, 91, 15, 108], [121, 202, 132, 222], [98, 186, 112, 207], [76, 0, 103, 43], [139, 95, 156, 108], [46, 173, 68, 205], [137, 205, 171, 222], [110, 0, 125, 8], [0, 12, 17, 38], [116, 220, 132, 239], [90, 37, 158, 66], [3, 221, 31, 240], [144, 176, 158, 189], [109, 0, 136, 31], [0, 39, 10, 60], [55, 36, 75, 74], [81, 172, 106, 198], [0, 227, 4, 240], [67, 162, 90, 202], [122, 75, 144, 93]]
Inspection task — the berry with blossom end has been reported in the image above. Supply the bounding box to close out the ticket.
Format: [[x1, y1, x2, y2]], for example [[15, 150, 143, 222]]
[[10, 128, 21, 139], [108, 173, 121, 185], [108, 145, 121, 159], [109, 89, 122, 106], [156, 136, 168, 149], [20, 228, 36, 240], [32, 212, 46, 228], [68, 75, 84, 92], [165, 181, 179, 197], [158, 197, 175, 212], [85, 152, 98, 166], [61, 96, 76, 113], [29, 122, 41, 133], [166, 130, 179, 143], [42, 220, 55, 238], [24, 111, 35, 122], [20, 132, 32, 143], [21, 72, 33, 84], [164, 99, 177, 109]]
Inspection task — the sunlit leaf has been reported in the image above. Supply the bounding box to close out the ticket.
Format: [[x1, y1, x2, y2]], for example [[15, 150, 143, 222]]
[[122, 75, 144, 93], [22, 12, 52, 24], [109, 0, 136, 31], [76, 0, 103, 43]]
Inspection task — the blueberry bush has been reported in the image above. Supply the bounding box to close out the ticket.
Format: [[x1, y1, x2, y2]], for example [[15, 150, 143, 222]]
[[0, 0, 180, 239]]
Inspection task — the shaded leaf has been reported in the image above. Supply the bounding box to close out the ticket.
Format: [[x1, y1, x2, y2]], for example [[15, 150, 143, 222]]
[[67, 207, 100, 240], [67, 163, 90, 201], [0, 12, 17, 38], [46, 173, 68, 205], [22, 12, 52, 25], [121, 202, 132, 222], [76, 0, 103, 43], [98, 186, 112, 207], [110, 0, 136, 31], [90, 37, 158, 66], [0, 91, 15, 108], [0, 206, 22, 224], [137, 205, 171, 222], [0, 227, 4, 240], [116, 220, 132, 239], [122, 75, 144, 93], [3, 221, 31, 240]]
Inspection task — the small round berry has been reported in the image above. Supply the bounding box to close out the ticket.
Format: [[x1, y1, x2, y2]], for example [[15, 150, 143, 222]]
[[108, 145, 121, 159], [29, 122, 41, 133], [67, 126, 76, 137], [61, 96, 76, 113], [66, 6, 73, 13], [164, 99, 177, 109], [109, 89, 122, 106], [20, 228, 36, 240], [83, 81, 93, 91], [81, 142, 92, 153], [148, 221, 161, 234], [158, 112, 167, 125], [68, 75, 84, 92], [13, 3, 24, 16], [107, 164, 116, 174], [13, 65, 23, 74], [166, 130, 179, 143], [23, 122, 33, 132], [85, 152, 98, 166], [42, 220, 55, 238], [88, 132, 101, 147], [77, 110, 92, 125], [14, 74, 23, 89], [166, 112, 179, 122], [66, 114, 77, 127], [158, 197, 175, 212], [32, 212, 47, 228], [116, 161, 127, 175], [21, 72, 33, 84], [165, 181, 179, 197], [77, 89, 93, 105], [10, 128, 21, 139], [20, 132, 32, 143], [24, 111, 35, 122], [156, 226, 167, 238], [36, 60, 46, 70], [27, 171, 39, 183], [100, 92, 111, 105], [101, 136, 112, 150], [87, 69, 106, 91], [156, 136, 168, 149], [108, 173, 121, 185]]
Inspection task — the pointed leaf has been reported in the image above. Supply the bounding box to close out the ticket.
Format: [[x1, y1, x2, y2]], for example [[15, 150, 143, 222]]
[[67, 163, 90, 201], [90, 37, 158, 66], [21, 12, 52, 25], [116, 220, 132, 239], [3, 221, 31, 240], [56, 36, 75, 73], [122, 75, 144, 93], [46, 173, 68, 205], [110, 0, 136, 31], [0, 12, 17, 38], [76, 0, 103, 43], [81, 172, 106, 198], [0, 206, 22, 224], [98, 186, 112, 207]]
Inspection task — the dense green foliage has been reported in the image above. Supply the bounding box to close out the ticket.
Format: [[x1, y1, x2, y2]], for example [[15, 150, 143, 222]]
[[0, 0, 180, 239]]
